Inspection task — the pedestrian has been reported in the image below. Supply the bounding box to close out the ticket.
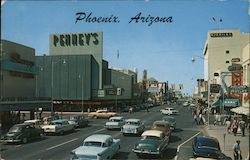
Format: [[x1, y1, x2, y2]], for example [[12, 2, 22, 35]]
[[194, 114, 198, 124], [214, 113, 218, 125], [233, 140, 242, 160], [217, 114, 222, 125], [238, 120, 246, 137], [22, 113, 25, 121], [199, 113, 203, 125], [225, 118, 231, 134], [232, 120, 238, 136]]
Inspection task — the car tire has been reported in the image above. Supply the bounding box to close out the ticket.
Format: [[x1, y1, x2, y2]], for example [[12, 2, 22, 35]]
[[22, 137, 28, 144]]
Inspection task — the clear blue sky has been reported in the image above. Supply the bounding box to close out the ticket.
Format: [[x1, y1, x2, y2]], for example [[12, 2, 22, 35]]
[[2, 0, 249, 95]]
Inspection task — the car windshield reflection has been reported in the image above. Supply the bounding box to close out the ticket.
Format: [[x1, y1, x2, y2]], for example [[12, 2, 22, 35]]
[[9, 126, 22, 132], [84, 141, 102, 147]]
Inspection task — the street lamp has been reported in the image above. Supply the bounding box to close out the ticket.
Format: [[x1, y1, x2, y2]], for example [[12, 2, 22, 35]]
[[51, 58, 66, 116], [192, 55, 211, 129], [78, 75, 84, 114]]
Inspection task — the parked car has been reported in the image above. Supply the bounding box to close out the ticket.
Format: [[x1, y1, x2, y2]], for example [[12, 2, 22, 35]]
[[68, 115, 88, 128], [132, 130, 168, 158], [192, 136, 227, 159], [88, 109, 117, 119], [183, 102, 189, 107], [121, 119, 145, 136], [162, 116, 176, 130], [42, 116, 58, 125], [41, 119, 75, 135], [160, 107, 178, 115], [151, 121, 171, 137], [24, 119, 44, 129], [70, 134, 120, 160], [105, 116, 125, 130], [0, 123, 43, 144]]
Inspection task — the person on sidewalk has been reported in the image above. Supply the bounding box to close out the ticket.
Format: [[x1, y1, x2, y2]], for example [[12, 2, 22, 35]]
[[233, 140, 242, 160], [232, 120, 238, 136], [193, 114, 198, 124], [225, 118, 231, 134], [238, 120, 246, 137]]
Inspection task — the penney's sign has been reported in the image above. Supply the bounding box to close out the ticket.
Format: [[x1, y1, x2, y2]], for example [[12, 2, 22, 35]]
[[51, 32, 102, 47]]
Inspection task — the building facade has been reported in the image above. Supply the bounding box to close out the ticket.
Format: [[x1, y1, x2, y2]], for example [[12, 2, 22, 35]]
[[242, 43, 250, 108]]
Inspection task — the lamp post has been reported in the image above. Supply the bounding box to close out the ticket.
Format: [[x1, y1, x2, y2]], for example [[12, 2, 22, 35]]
[[78, 75, 84, 114], [192, 55, 211, 129], [51, 58, 66, 116]]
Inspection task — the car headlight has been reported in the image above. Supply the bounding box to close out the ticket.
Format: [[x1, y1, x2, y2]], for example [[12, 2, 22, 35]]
[[70, 151, 77, 160]]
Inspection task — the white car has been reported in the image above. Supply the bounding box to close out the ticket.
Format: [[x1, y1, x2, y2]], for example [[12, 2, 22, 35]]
[[121, 119, 145, 135], [41, 119, 75, 135], [105, 116, 125, 130], [70, 134, 120, 160], [183, 102, 189, 107], [160, 107, 178, 115]]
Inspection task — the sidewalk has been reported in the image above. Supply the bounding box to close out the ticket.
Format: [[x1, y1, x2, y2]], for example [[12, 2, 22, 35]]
[[204, 125, 249, 160]]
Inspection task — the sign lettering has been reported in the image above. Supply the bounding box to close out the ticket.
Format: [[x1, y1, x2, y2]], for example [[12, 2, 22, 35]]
[[210, 32, 233, 38]]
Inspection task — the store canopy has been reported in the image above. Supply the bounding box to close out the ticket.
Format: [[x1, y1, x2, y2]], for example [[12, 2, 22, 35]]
[[212, 98, 240, 108], [231, 107, 249, 116]]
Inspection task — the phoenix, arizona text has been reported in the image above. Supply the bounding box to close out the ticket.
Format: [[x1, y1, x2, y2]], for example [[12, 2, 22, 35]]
[[75, 12, 173, 26]]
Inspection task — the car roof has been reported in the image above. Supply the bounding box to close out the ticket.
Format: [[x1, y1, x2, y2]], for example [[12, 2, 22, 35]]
[[110, 116, 123, 120], [126, 118, 141, 122], [142, 130, 163, 138], [196, 136, 219, 142], [84, 134, 112, 143], [51, 119, 67, 123], [153, 121, 168, 125]]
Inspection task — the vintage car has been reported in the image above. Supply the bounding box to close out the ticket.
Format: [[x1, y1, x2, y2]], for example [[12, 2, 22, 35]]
[[183, 102, 189, 107], [42, 116, 58, 125], [132, 130, 168, 158], [88, 109, 117, 119], [162, 116, 176, 130], [0, 123, 43, 144], [68, 115, 88, 128], [41, 119, 75, 135], [70, 134, 120, 160], [24, 119, 44, 128], [160, 107, 178, 115], [121, 119, 145, 135], [105, 116, 125, 130], [151, 121, 171, 137], [192, 136, 228, 159]]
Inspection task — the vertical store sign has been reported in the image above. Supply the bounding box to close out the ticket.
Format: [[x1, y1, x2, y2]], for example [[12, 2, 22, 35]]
[[231, 63, 243, 100]]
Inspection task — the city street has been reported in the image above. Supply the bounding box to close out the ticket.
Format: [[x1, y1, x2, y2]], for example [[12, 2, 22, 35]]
[[0, 104, 205, 160]]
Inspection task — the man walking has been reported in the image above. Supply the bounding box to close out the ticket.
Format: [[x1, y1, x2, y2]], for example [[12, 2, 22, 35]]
[[238, 120, 246, 137], [233, 140, 242, 160]]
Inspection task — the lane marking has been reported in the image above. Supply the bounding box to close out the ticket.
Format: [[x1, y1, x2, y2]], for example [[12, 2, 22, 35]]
[[46, 138, 79, 151], [93, 128, 105, 133], [174, 131, 201, 160]]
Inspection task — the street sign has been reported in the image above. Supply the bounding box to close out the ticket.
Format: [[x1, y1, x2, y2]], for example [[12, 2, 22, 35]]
[[228, 65, 242, 71], [228, 85, 249, 93], [210, 84, 221, 93], [231, 58, 240, 63]]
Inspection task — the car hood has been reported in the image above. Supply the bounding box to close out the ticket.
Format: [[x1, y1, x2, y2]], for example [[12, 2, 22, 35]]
[[105, 121, 119, 126], [194, 147, 220, 158], [5, 132, 21, 137], [134, 139, 160, 151], [122, 125, 139, 130], [72, 146, 106, 156]]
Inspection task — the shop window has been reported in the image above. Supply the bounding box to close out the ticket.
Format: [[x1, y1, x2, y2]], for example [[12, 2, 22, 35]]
[[226, 61, 229, 63]]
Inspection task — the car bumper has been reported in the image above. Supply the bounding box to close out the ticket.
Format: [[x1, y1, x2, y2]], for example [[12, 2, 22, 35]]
[[133, 149, 160, 155], [0, 139, 21, 143], [121, 130, 138, 134], [105, 125, 121, 129]]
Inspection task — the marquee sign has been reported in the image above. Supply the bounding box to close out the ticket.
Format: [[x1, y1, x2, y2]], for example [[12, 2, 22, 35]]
[[210, 32, 233, 38]]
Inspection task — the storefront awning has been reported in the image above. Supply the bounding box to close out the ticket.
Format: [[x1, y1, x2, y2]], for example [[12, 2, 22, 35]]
[[231, 107, 249, 116], [212, 98, 240, 108]]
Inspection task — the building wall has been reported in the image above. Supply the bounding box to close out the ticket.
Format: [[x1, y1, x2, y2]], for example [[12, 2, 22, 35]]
[[49, 32, 103, 89], [0, 40, 36, 98], [36, 55, 99, 100], [204, 30, 249, 86], [242, 43, 250, 107]]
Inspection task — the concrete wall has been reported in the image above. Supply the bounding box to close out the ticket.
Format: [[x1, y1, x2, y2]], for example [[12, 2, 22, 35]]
[[0, 40, 36, 98], [35, 55, 99, 100]]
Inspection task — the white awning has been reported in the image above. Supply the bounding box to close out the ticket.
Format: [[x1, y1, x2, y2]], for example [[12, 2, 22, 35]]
[[231, 107, 249, 116]]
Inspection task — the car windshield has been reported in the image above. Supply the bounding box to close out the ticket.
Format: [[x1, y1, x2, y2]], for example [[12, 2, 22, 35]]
[[9, 126, 22, 132], [49, 121, 63, 125], [143, 136, 161, 140], [84, 141, 102, 147], [154, 124, 165, 128], [126, 121, 139, 125], [110, 119, 121, 122], [197, 138, 219, 150]]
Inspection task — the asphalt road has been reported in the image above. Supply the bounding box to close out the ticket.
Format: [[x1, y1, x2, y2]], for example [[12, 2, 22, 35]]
[[0, 103, 205, 160]]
